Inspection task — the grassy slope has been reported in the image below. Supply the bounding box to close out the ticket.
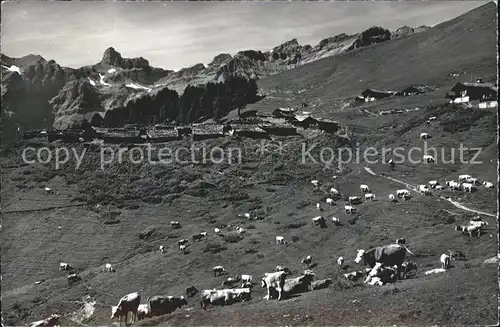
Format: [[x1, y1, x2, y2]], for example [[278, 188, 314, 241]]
[[1, 2, 498, 326], [246, 1, 497, 116]]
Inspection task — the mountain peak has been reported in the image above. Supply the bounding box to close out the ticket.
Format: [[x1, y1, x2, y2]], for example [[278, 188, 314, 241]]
[[101, 47, 123, 66]]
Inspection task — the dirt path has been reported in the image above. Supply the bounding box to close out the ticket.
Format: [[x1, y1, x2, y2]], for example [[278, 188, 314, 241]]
[[363, 167, 496, 218]]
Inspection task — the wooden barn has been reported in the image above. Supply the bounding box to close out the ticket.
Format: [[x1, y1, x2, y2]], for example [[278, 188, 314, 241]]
[[397, 86, 422, 96], [102, 129, 142, 144], [146, 128, 180, 142], [360, 89, 396, 100], [229, 124, 269, 139], [291, 113, 318, 129], [447, 82, 497, 101], [272, 107, 295, 118], [316, 118, 339, 133], [259, 123, 297, 136], [23, 130, 46, 140], [192, 124, 225, 141]]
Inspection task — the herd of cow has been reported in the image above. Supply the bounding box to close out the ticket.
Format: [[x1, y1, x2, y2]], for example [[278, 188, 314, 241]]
[[29, 169, 493, 327]]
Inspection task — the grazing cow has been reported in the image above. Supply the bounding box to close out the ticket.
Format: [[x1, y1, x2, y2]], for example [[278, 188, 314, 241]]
[[446, 181, 462, 190], [399, 262, 417, 279], [276, 236, 286, 245], [236, 226, 246, 234], [428, 181, 439, 189], [111, 292, 140, 326], [388, 194, 396, 202], [343, 271, 363, 281], [396, 189, 410, 199], [419, 185, 431, 195], [424, 268, 446, 275], [483, 181, 494, 188], [448, 250, 466, 261], [200, 289, 228, 310], [326, 198, 335, 205], [222, 276, 241, 287], [67, 273, 81, 285], [364, 193, 376, 201], [148, 295, 187, 317], [428, 116, 437, 121], [227, 288, 252, 302], [420, 132, 430, 140], [466, 177, 479, 185], [186, 286, 199, 298], [423, 155, 435, 163], [137, 304, 150, 321], [170, 221, 181, 229], [214, 228, 223, 235], [261, 271, 288, 300], [440, 253, 451, 269], [330, 188, 340, 196], [282, 270, 316, 296], [355, 244, 414, 269], [316, 202, 323, 211], [310, 278, 332, 290], [395, 238, 406, 245], [301, 255, 313, 268], [193, 232, 207, 242], [105, 263, 116, 272], [455, 224, 482, 237], [435, 185, 444, 190], [213, 266, 227, 277], [275, 265, 292, 274], [360, 184, 371, 193], [345, 205, 356, 214], [243, 213, 251, 220], [179, 244, 187, 253], [337, 256, 344, 268], [311, 180, 321, 187], [44, 187, 55, 195], [469, 220, 488, 228], [29, 315, 60, 327], [59, 262, 73, 271], [332, 217, 341, 226], [200, 288, 250, 309], [458, 174, 472, 182], [159, 245, 165, 254], [241, 274, 253, 283], [312, 216, 327, 228], [348, 196, 361, 204], [462, 182, 475, 193], [178, 239, 188, 247]]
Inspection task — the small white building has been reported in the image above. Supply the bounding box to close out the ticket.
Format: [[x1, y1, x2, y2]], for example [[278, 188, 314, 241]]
[[479, 100, 498, 108]]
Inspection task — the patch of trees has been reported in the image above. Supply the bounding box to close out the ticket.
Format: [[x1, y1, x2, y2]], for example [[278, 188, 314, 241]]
[[102, 75, 259, 126]]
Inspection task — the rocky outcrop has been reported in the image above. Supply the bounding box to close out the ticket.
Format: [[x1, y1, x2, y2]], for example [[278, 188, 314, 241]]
[[1, 55, 77, 142], [101, 47, 149, 69], [392, 25, 431, 39], [51, 79, 103, 129]]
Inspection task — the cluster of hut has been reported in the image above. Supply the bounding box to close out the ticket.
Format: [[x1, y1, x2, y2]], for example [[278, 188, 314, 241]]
[[23, 109, 339, 144], [355, 85, 436, 103], [355, 79, 497, 108]]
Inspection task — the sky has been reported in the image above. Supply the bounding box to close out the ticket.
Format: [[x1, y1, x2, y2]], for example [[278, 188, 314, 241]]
[[1, 1, 490, 71]]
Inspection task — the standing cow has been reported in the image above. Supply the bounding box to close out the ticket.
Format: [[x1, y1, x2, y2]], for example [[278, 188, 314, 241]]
[[111, 292, 141, 326], [354, 244, 414, 271]]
